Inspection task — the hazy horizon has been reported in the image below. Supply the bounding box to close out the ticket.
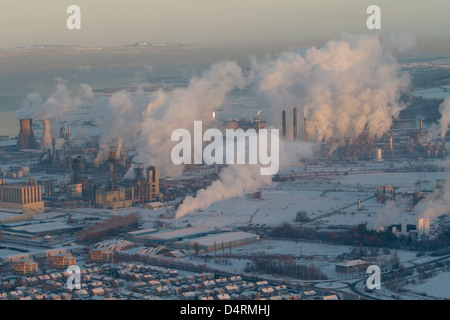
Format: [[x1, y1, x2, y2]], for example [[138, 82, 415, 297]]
[[0, 1, 449, 55]]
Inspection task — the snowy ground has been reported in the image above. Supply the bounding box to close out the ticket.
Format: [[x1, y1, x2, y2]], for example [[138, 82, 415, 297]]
[[404, 271, 450, 299]]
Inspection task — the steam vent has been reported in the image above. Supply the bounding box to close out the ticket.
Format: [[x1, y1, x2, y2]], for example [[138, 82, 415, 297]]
[[16, 119, 39, 150]]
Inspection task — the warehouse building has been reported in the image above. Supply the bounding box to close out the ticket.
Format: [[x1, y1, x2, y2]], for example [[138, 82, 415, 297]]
[[3, 221, 83, 238], [173, 231, 260, 252], [131, 226, 216, 245], [0, 210, 33, 225], [335, 259, 371, 273]]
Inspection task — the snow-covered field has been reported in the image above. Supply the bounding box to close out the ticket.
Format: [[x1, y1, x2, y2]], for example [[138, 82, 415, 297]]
[[405, 271, 450, 299]]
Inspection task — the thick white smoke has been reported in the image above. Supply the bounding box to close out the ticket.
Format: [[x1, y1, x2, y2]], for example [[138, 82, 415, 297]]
[[175, 138, 317, 220], [174, 35, 412, 219], [369, 176, 450, 231], [252, 34, 411, 143], [132, 61, 248, 177], [91, 87, 151, 163], [16, 82, 94, 120], [439, 95, 450, 139], [175, 164, 272, 220]]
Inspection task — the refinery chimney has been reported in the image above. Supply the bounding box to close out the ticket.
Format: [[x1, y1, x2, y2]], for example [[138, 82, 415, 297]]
[[419, 119, 424, 141], [304, 117, 308, 141], [293, 108, 297, 141], [281, 110, 286, 138], [16, 119, 39, 150]]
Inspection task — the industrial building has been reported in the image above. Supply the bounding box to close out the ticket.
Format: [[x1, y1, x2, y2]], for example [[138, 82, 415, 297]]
[[0, 179, 45, 214], [377, 185, 395, 204], [417, 218, 431, 238], [130, 226, 216, 245], [90, 240, 133, 263], [131, 165, 161, 204], [173, 231, 260, 252], [0, 210, 33, 225], [335, 260, 371, 273], [3, 221, 83, 238]]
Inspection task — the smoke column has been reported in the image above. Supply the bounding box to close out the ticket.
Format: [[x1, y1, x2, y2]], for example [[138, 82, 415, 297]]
[[252, 34, 411, 143], [175, 34, 411, 219], [16, 82, 93, 120], [132, 61, 248, 177], [91, 87, 151, 163], [439, 95, 450, 139], [175, 138, 316, 220]]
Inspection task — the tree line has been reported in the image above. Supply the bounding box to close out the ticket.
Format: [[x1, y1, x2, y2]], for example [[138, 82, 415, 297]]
[[268, 222, 450, 252]]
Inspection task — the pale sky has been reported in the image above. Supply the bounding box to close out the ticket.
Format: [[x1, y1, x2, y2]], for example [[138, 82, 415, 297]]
[[0, 0, 449, 51]]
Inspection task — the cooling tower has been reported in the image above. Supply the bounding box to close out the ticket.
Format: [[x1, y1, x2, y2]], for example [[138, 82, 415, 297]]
[[40, 119, 55, 150], [16, 119, 39, 150]]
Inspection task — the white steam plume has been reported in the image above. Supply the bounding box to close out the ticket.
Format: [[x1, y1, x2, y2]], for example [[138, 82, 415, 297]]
[[175, 138, 316, 220], [174, 34, 412, 219], [91, 87, 151, 163], [16, 82, 94, 120], [252, 34, 411, 143], [132, 61, 248, 177], [369, 170, 450, 231], [439, 95, 450, 139]]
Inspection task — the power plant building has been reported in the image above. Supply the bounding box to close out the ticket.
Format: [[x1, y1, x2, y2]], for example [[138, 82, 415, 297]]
[[94, 186, 132, 209], [131, 165, 161, 204], [417, 218, 431, 238], [0, 181, 45, 214]]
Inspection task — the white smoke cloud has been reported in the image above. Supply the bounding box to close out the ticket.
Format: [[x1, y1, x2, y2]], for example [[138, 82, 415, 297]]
[[175, 138, 317, 220], [16, 82, 94, 120], [174, 34, 412, 219], [91, 86, 151, 163], [439, 95, 450, 139], [175, 164, 272, 219], [369, 171, 450, 231], [252, 34, 411, 144], [132, 61, 248, 177]]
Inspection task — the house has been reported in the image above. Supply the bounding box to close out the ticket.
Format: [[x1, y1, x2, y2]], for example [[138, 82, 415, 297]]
[[323, 294, 339, 300], [90, 288, 105, 296], [180, 291, 196, 300], [216, 293, 231, 300]]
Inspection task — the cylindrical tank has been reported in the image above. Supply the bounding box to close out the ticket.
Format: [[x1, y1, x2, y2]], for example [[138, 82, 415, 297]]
[[22, 167, 30, 177], [374, 148, 383, 161]]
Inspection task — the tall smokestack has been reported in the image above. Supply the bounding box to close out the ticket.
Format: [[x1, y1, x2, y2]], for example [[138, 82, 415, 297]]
[[281, 110, 286, 138], [257, 110, 261, 132], [419, 119, 424, 141], [16, 119, 39, 150], [52, 138, 56, 168], [304, 117, 308, 141], [293, 108, 297, 140], [68, 124, 72, 172]]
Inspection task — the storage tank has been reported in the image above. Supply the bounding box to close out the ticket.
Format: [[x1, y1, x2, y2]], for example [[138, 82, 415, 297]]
[[374, 148, 383, 161]]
